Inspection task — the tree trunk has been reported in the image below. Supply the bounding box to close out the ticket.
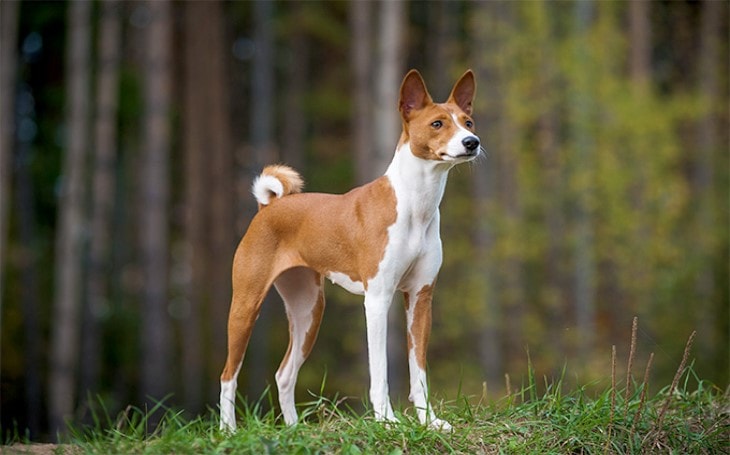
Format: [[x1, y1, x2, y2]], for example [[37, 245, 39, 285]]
[[0, 0, 19, 291], [469, 0, 504, 387], [629, 0, 651, 89], [250, 0, 276, 166], [426, 1, 456, 96], [484, 3, 525, 374], [373, 0, 407, 398], [15, 83, 43, 438], [351, 0, 373, 185], [282, 1, 308, 172], [532, 1, 566, 374], [693, 0, 722, 373], [81, 0, 121, 407], [49, 0, 92, 435], [181, 0, 208, 414], [623, 0, 652, 341], [247, 0, 277, 397], [205, 0, 234, 408], [180, 0, 234, 414], [140, 0, 173, 407], [372, 0, 404, 181], [571, 0, 597, 362]]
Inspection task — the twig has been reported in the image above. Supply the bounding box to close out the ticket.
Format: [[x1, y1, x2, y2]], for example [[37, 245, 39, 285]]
[[631, 352, 654, 436], [479, 381, 488, 407], [605, 345, 617, 455], [624, 316, 638, 418], [649, 331, 696, 449], [115, 405, 133, 432]]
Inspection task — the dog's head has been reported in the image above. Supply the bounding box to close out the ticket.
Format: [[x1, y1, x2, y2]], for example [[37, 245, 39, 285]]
[[398, 70, 481, 163]]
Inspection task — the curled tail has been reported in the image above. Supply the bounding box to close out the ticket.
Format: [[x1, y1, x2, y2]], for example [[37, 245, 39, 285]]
[[252, 164, 304, 208]]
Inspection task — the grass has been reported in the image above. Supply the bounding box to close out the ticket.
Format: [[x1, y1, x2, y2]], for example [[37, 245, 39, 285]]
[[61, 369, 727, 454], [8, 321, 730, 454]]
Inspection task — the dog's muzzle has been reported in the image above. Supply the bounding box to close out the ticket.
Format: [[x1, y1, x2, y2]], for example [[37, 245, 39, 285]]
[[461, 136, 481, 156]]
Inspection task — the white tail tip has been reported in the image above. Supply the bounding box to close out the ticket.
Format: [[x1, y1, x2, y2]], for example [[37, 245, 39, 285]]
[[251, 164, 304, 206]]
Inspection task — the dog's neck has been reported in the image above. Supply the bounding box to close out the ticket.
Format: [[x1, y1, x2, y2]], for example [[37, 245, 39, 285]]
[[385, 138, 454, 225]]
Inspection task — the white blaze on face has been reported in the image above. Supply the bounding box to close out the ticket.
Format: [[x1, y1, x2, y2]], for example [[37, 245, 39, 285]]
[[444, 113, 480, 161]]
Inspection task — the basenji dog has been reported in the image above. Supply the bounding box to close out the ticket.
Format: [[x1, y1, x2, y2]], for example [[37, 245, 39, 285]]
[[220, 69, 481, 432]]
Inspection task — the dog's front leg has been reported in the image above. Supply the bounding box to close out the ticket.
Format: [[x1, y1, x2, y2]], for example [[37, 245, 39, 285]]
[[404, 283, 452, 432], [363, 292, 398, 423]]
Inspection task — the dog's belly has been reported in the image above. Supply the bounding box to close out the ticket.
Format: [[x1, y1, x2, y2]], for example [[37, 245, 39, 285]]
[[326, 271, 365, 295]]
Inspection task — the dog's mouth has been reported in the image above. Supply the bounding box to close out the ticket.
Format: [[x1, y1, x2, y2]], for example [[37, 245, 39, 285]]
[[457, 148, 480, 158], [442, 148, 480, 161], [440, 135, 481, 161]]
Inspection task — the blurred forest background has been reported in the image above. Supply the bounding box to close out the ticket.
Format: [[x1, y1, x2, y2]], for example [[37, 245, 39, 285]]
[[0, 0, 728, 441]]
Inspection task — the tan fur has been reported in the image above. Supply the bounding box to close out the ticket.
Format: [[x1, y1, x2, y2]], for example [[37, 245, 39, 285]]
[[220, 175, 397, 381], [405, 283, 434, 370], [261, 164, 304, 198]]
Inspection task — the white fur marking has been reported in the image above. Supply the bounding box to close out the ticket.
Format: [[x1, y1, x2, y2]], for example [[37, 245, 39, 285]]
[[252, 174, 284, 206], [219, 361, 242, 431], [443, 113, 479, 161], [379, 141, 455, 430], [364, 293, 398, 422], [327, 271, 365, 295], [274, 268, 322, 425]]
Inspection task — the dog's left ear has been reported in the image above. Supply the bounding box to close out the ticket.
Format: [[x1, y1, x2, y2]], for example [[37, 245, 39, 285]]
[[447, 70, 476, 116]]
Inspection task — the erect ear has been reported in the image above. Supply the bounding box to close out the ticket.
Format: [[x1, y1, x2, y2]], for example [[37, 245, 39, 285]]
[[399, 69, 433, 120], [447, 69, 476, 115]]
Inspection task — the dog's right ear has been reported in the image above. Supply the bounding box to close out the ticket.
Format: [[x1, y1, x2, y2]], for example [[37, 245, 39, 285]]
[[399, 70, 433, 120]]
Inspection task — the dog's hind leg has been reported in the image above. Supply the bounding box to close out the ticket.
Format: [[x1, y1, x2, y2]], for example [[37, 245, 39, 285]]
[[219, 243, 278, 431], [273, 267, 325, 425]]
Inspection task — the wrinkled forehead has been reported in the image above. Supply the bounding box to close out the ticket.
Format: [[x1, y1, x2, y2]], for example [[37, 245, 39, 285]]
[[440, 103, 469, 117], [417, 103, 469, 119]]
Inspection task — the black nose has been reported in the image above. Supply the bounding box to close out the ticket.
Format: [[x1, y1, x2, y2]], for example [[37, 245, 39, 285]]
[[462, 136, 480, 151]]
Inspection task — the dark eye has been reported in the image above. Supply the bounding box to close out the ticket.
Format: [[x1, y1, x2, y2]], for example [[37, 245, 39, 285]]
[[431, 120, 443, 129], [465, 120, 474, 128]]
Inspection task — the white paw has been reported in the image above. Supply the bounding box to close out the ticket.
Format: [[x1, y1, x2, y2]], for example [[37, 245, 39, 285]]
[[219, 417, 236, 433], [281, 409, 298, 426], [428, 418, 453, 432], [374, 409, 400, 427]]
